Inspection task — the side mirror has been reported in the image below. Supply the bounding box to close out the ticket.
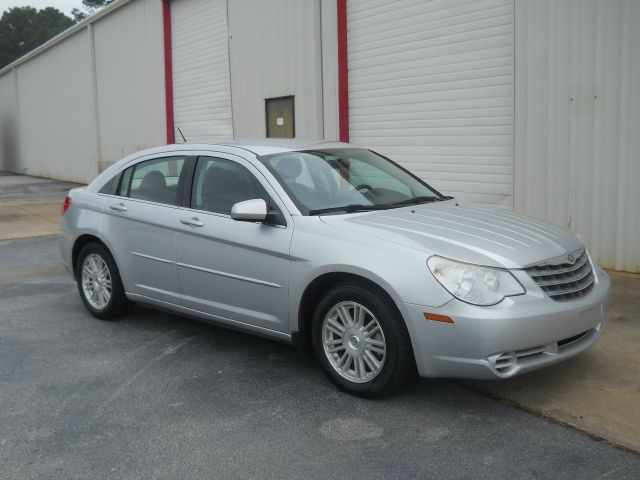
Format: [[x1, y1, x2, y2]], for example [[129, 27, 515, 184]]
[[230, 198, 268, 222]]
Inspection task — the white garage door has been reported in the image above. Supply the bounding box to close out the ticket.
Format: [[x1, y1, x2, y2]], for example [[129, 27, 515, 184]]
[[347, 0, 513, 204], [171, 0, 233, 142]]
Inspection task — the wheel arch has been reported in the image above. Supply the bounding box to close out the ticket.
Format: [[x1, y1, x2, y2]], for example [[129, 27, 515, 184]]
[[71, 234, 109, 278], [293, 271, 408, 353]]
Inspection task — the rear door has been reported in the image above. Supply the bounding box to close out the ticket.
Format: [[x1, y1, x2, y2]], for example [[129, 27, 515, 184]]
[[100, 155, 191, 304], [175, 153, 293, 334]]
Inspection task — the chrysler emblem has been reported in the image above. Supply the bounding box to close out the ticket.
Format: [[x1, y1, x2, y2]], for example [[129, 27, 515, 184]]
[[567, 253, 576, 264]]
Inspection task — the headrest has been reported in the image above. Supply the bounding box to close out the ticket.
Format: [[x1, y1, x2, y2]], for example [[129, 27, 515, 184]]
[[139, 170, 166, 191], [272, 156, 302, 180]]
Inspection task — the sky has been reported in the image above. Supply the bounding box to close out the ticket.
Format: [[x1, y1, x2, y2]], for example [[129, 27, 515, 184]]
[[0, 1, 84, 16]]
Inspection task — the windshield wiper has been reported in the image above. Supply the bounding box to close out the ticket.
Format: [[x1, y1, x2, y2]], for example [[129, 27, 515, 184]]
[[307, 196, 443, 216], [383, 196, 440, 208], [308, 204, 385, 216]]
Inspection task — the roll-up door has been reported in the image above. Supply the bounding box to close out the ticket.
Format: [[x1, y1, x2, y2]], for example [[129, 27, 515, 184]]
[[171, 0, 233, 142], [347, 0, 513, 204]]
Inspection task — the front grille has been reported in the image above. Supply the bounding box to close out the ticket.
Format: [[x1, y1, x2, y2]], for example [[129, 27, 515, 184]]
[[526, 250, 594, 301]]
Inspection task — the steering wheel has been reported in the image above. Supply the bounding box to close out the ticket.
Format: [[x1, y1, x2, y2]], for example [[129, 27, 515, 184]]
[[355, 184, 373, 193]]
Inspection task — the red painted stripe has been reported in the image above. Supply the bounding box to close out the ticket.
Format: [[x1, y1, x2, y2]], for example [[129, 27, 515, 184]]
[[162, 0, 175, 144], [337, 0, 349, 143]]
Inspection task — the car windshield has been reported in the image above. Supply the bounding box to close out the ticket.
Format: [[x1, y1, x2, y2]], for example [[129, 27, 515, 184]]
[[259, 148, 445, 215]]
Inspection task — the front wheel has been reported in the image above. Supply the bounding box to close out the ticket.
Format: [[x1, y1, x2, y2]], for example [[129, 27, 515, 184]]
[[76, 242, 133, 320], [312, 283, 415, 397]]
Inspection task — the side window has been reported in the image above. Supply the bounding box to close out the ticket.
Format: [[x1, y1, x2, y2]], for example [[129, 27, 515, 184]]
[[191, 157, 270, 215], [117, 167, 133, 197], [119, 157, 185, 205], [99, 173, 120, 195]]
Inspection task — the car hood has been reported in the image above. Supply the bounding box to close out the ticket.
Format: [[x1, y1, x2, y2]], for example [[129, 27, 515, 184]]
[[319, 201, 583, 269]]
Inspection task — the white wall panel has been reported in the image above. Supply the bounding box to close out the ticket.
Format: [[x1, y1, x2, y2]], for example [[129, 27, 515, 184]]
[[514, 0, 640, 272], [16, 30, 99, 182], [171, 0, 233, 142], [94, 0, 166, 169], [321, 0, 339, 140], [0, 70, 20, 172], [228, 0, 323, 139], [347, 0, 514, 204]]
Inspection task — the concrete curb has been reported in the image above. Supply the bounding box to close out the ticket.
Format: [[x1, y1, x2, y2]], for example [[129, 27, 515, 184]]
[[466, 383, 640, 456]]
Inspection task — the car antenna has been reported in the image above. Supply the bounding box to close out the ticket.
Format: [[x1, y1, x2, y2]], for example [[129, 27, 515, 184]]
[[177, 127, 187, 143]]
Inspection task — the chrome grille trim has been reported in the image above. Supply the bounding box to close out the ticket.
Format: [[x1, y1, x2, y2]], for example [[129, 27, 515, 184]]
[[534, 261, 592, 287], [527, 251, 589, 277], [526, 250, 595, 301]]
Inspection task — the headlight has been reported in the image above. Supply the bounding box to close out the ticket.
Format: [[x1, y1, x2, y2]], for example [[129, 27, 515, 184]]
[[427, 256, 525, 306]]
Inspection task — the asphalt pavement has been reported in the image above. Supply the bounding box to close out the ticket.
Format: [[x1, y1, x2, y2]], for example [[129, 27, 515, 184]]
[[1, 235, 639, 479]]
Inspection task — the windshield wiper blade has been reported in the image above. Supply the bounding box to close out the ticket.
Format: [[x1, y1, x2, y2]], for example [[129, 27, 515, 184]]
[[308, 196, 442, 215], [308, 204, 384, 216], [308, 195, 447, 216], [384, 196, 440, 208]]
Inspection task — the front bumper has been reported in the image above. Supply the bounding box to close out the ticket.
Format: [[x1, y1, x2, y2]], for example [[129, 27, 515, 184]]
[[398, 265, 612, 380]]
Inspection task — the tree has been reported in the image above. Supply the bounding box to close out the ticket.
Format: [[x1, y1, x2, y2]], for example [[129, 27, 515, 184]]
[[71, 0, 117, 22], [0, 7, 74, 69]]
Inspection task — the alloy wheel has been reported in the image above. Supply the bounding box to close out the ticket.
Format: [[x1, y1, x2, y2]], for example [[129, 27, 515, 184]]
[[81, 253, 112, 310], [321, 301, 386, 383]]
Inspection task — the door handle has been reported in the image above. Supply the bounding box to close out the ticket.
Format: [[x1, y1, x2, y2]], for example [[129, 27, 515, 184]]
[[180, 217, 204, 227], [109, 203, 127, 212]]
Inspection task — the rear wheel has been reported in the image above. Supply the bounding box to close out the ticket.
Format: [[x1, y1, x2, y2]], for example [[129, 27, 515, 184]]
[[312, 283, 415, 397], [76, 243, 132, 320]]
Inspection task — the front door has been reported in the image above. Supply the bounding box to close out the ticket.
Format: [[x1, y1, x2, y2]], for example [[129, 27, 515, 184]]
[[176, 155, 292, 333]]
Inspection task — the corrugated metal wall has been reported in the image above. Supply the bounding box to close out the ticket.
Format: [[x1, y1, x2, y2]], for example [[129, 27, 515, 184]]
[[94, 0, 166, 169], [0, 0, 165, 183], [0, 70, 20, 173], [320, 0, 340, 141], [15, 30, 99, 182], [171, 0, 233, 142], [347, 0, 514, 205], [514, 0, 640, 272], [227, 0, 324, 139]]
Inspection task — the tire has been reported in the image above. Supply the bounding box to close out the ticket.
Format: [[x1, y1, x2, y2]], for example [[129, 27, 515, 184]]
[[76, 242, 133, 320], [312, 282, 415, 397]]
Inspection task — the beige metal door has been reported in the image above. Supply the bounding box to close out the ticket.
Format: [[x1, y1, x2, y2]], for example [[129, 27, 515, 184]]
[[266, 96, 295, 138]]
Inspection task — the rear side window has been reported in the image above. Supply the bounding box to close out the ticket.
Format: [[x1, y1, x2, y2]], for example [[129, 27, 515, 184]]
[[99, 174, 120, 194], [117, 168, 133, 196], [118, 157, 185, 205]]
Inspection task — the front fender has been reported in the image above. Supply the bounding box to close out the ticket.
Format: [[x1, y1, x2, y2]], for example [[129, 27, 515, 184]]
[[287, 217, 453, 333]]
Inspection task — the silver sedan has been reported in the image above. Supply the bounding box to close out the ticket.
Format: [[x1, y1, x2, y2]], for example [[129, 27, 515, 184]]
[[59, 140, 611, 397]]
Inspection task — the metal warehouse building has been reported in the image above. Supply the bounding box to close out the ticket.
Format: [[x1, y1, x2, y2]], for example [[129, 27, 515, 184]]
[[0, 0, 638, 272]]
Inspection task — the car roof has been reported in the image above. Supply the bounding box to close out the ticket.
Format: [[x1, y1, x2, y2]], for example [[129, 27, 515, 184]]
[[212, 139, 354, 156], [132, 139, 356, 158]]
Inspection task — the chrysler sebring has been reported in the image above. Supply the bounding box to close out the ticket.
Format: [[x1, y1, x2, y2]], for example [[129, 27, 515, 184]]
[[59, 140, 611, 397]]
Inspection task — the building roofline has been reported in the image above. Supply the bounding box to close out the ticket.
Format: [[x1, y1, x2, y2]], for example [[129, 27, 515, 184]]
[[0, 0, 134, 78]]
